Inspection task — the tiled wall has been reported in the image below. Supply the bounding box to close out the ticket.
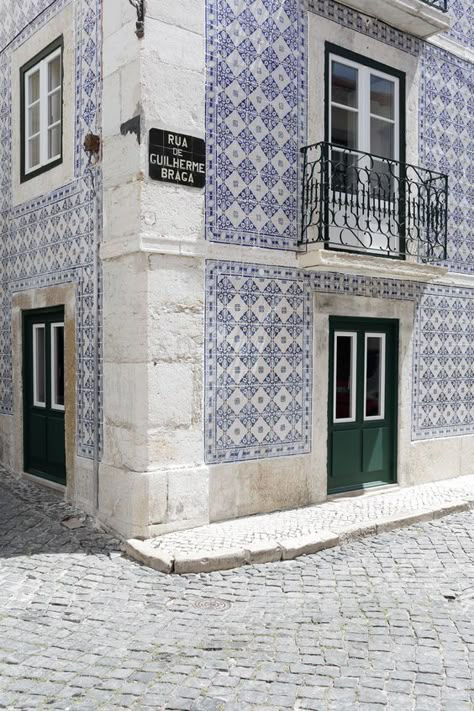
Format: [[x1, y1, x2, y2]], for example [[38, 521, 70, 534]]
[[204, 0, 474, 464], [0, 0, 102, 458], [205, 0, 306, 250], [205, 261, 312, 462], [413, 286, 474, 439], [205, 262, 474, 462], [204, 260, 425, 463], [419, 45, 474, 274], [446, 0, 474, 50]]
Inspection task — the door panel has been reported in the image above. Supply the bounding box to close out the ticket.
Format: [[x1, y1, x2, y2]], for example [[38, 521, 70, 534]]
[[332, 430, 361, 479], [23, 308, 66, 485], [362, 427, 389, 474], [328, 317, 398, 493]]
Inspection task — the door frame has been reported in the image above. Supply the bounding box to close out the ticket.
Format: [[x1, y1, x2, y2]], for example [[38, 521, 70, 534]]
[[11, 284, 77, 494], [327, 315, 399, 494], [23, 305, 66, 485], [310, 292, 416, 502]]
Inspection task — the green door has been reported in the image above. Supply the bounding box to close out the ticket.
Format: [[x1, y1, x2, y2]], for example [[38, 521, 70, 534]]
[[23, 308, 66, 485], [328, 317, 398, 494]]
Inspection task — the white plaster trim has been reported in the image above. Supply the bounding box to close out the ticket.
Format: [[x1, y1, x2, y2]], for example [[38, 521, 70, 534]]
[[298, 247, 448, 282], [341, 0, 451, 38], [100, 235, 474, 288], [432, 273, 474, 288], [100, 235, 301, 268], [428, 34, 474, 64]]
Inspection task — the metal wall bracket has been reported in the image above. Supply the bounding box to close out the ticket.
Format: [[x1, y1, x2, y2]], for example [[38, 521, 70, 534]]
[[128, 0, 145, 38]]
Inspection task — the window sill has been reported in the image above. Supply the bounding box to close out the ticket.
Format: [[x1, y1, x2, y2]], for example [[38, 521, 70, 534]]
[[342, 0, 451, 38], [297, 245, 449, 283]]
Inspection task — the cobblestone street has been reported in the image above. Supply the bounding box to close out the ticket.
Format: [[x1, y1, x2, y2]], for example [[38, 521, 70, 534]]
[[2, 472, 474, 710]]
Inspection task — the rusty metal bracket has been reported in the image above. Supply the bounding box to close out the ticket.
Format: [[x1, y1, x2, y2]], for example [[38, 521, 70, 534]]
[[128, 0, 145, 38]]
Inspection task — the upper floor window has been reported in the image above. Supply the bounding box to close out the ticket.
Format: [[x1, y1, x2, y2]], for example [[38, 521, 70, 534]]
[[20, 37, 63, 182], [300, 45, 448, 262], [329, 51, 401, 169]]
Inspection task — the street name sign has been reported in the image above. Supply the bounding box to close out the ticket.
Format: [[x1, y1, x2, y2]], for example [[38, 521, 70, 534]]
[[148, 128, 206, 188]]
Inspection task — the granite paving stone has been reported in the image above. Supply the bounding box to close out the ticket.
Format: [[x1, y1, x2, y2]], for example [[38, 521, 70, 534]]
[[4, 467, 474, 708]]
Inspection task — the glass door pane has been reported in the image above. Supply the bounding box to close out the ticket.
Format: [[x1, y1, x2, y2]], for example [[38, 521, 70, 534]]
[[51, 323, 65, 410], [33, 324, 46, 407], [330, 60, 359, 193], [364, 333, 386, 420], [369, 72, 398, 253], [334, 332, 356, 422]]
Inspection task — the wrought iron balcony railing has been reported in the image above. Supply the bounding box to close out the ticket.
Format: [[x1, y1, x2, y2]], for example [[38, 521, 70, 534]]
[[421, 0, 448, 11], [300, 142, 448, 262]]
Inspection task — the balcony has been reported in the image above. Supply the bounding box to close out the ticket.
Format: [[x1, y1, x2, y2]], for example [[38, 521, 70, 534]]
[[300, 142, 448, 264], [342, 0, 450, 38]]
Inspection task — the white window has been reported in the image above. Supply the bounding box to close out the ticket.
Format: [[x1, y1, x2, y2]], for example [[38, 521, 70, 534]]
[[22, 39, 63, 179], [327, 51, 402, 255], [329, 54, 400, 163]]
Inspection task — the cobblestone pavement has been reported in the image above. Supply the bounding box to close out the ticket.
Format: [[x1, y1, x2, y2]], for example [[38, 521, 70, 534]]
[[148, 475, 474, 557], [3, 471, 474, 710]]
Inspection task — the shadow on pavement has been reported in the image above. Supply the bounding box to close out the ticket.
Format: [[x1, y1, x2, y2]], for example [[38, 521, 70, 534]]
[[0, 473, 121, 559]]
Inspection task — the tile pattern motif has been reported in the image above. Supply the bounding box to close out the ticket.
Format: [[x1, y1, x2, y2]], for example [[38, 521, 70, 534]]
[[205, 261, 312, 462], [205, 0, 306, 250], [204, 0, 428, 253], [205, 260, 423, 463], [446, 0, 474, 50], [0, 0, 102, 457], [413, 286, 474, 439], [206, 261, 474, 463], [419, 45, 474, 274]]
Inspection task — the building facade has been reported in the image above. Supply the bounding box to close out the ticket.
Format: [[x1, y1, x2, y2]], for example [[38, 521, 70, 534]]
[[0, 0, 473, 539]]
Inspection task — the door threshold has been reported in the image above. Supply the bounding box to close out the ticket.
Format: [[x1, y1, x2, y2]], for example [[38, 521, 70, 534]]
[[328, 483, 399, 502], [22, 471, 66, 494]]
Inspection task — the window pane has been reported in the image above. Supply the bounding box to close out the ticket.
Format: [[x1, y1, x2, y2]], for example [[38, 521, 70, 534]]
[[28, 70, 40, 104], [331, 149, 358, 193], [370, 159, 394, 200], [48, 55, 61, 91], [335, 335, 355, 421], [34, 326, 46, 406], [365, 336, 384, 418], [28, 136, 40, 169], [48, 90, 61, 125], [48, 125, 61, 159], [371, 117, 394, 159], [52, 325, 65, 409], [28, 103, 40, 137], [332, 61, 358, 108], [370, 75, 394, 120], [332, 106, 358, 149]]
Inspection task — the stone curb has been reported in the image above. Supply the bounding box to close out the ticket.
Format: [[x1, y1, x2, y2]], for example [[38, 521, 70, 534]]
[[123, 539, 173, 574], [123, 499, 474, 575]]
